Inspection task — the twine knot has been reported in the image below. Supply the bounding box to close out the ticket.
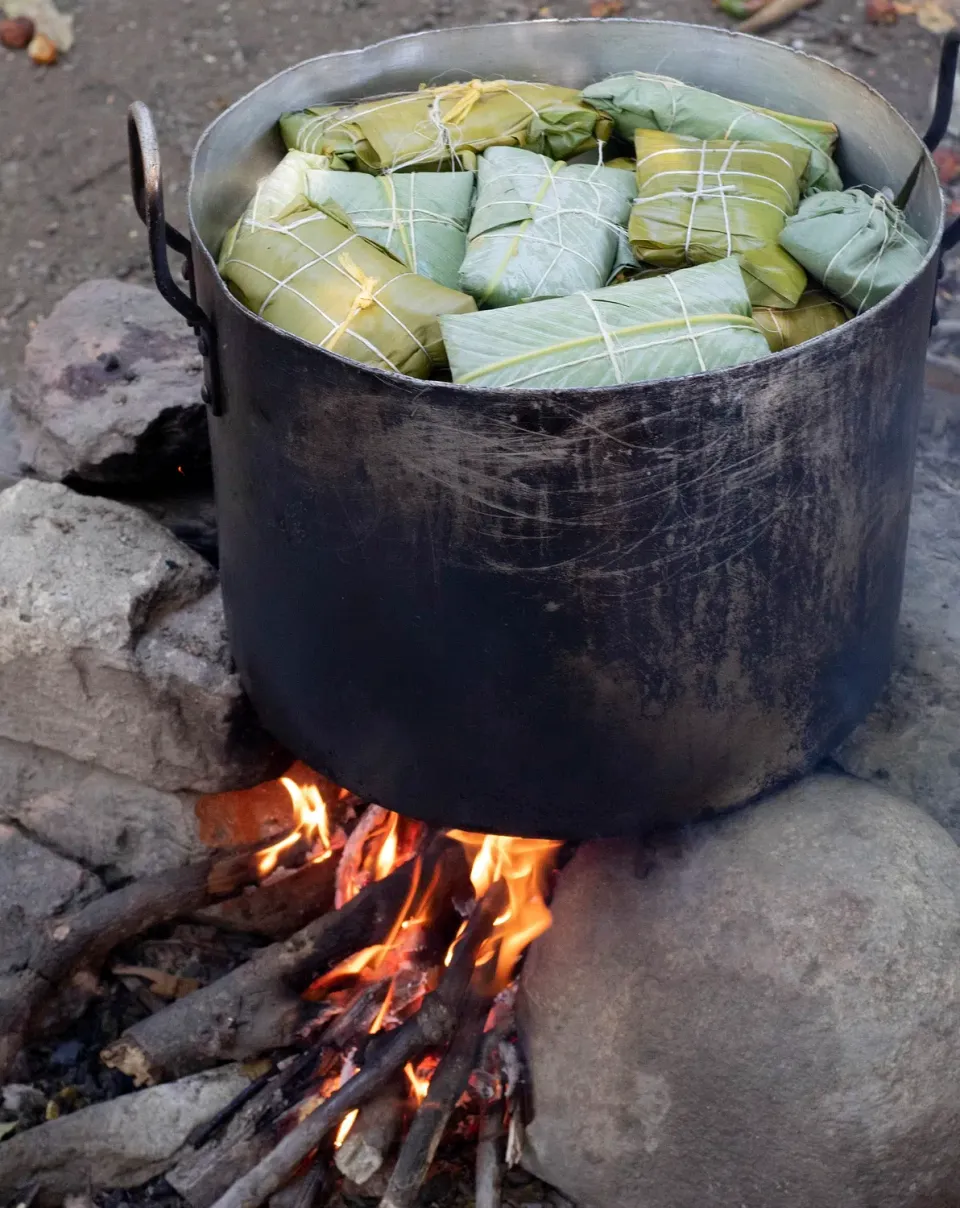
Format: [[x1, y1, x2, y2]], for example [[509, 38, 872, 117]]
[[323, 253, 380, 352]]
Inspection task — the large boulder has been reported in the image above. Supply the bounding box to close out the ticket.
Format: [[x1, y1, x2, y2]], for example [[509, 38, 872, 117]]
[[0, 823, 100, 929], [519, 774, 960, 1208], [10, 279, 209, 486], [0, 737, 205, 879], [0, 480, 279, 794], [837, 411, 960, 840]]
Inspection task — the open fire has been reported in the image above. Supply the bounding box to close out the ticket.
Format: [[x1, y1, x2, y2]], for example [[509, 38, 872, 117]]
[[196, 770, 563, 1208]]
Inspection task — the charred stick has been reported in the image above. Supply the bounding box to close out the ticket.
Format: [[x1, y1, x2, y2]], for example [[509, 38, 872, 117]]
[[335, 805, 390, 909], [102, 837, 467, 1085], [0, 840, 294, 1081], [195, 857, 338, 941], [475, 1097, 505, 1208], [268, 1161, 329, 1208], [379, 991, 489, 1208], [334, 1079, 406, 1186], [208, 881, 507, 1208]]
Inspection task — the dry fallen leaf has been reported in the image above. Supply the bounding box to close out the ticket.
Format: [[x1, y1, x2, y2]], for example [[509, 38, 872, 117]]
[[1, 0, 72, 51], [589, 0, 624, 13], [865, 0, 899, 22], [914, 0, 956, 31], [112, 964, 202, 1000], [934, 146, 960, 184]]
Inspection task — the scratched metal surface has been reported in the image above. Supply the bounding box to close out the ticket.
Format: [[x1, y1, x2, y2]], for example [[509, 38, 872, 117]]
[[189, 21, 942, 838]]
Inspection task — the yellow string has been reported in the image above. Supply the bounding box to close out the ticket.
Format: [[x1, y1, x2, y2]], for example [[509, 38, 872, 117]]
[[431, 79, 512, 128], [322, 253, 380, 351]]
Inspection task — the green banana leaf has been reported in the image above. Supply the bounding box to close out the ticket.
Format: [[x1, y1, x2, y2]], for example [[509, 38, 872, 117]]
[[629, 129, 809, 308], [279, 81, 612, 172], [441, 256, 769, 389], [303, 170, 475, 291], [458, 147, 635, 307], [218, 150, 349, 264], [753, 290, 849, 352], [581, 72, 842, 195], [219, 199, 476, 378], [778, 188, 927, 313]]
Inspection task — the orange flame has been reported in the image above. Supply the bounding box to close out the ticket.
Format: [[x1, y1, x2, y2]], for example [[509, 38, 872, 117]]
[[255, 778, 333, 877], [446, 832, 562, 992], [334, 1108, 359, 1148], [404, 1061, 432, 1105]]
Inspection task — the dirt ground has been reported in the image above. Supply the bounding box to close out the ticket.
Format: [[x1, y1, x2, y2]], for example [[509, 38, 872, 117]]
[[0, 0, 947, 388]]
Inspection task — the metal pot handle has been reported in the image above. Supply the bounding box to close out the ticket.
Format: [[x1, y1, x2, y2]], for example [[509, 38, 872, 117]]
[[127, 101, 222, 415]]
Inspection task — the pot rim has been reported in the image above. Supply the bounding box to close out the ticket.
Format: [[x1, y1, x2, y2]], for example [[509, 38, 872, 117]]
[[189, 17, 945, 397]]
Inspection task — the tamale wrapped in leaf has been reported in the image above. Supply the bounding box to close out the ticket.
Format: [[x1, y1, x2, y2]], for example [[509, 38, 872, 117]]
[[218, 150, 348, 263], [629, 129, 809, 308], [779, 188, 927, 313], [304, 170, 475, 290], [279, 80, 612, 172], [582, 72, 842, 194], [753, 290, 849, 352], [441, 257, 769, 389], [219, 199, 476, 378], [458, 147, 635, 307]]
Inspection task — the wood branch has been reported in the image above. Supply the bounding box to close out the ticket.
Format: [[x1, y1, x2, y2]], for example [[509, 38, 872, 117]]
[[475, 1098, 505, 1208], [334, 1080, 405, 1185], [194, 857, 338, 940], [0, 842, 288, 1081], [739, 0, 818, 32], [335, 805, 390, 908], [208, 881, 507, 1208], [102, 837, 467, 1086], [268, 1162, 328, 1208], [379, 993, 489, 1208]]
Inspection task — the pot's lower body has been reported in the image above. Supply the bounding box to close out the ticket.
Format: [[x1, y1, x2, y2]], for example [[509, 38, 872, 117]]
[[204, 261, 934, 840]]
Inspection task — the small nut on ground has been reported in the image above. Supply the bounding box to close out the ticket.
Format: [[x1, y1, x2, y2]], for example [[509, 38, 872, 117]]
[[0, 16, 35, 48], [28, 32, 58, 65]]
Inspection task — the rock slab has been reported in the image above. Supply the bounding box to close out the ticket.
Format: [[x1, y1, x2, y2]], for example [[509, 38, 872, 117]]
[[837, 400, 960, 839], [0, 737, 205, 879], [11, 279, 208, 486], [519, 774, 960, 1208], [0, 480, 279, 794], [0, 823, 100, 929]]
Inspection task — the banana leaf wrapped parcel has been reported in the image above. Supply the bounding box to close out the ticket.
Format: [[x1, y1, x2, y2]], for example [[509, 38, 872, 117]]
[[441, 256, 770, 389], [753, 291, 849, 352], [582, 72, 842, 194], [218, 150, 348, 262], [305, 170, 475, 290], [778, 188, 927, 313], [279, 80, 612, 172], [629, 129, 809, 308], [219, 199, 476, 378], [458, 147, 636, 307]]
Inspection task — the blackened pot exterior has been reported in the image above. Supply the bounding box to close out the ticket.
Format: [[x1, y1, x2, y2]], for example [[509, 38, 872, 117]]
[[187, 21, 944, 839]]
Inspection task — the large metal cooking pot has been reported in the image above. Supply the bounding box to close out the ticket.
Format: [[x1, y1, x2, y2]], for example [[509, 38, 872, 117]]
[[129, 20, 958, 840]]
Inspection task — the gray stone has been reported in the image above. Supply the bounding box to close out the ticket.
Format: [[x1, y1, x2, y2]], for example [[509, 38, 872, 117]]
[[11, 279, 208, 486], [0, 1065, 253, 1206], [0, 389, 21, 491], [0, 737, 204, 879], [836, 402, 960, 839], [0, 824, 100, 928], [519, 774, 960, 1208], [0, 480, 278, 794]]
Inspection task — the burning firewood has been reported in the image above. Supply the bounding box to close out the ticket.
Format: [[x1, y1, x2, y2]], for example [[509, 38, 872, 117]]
[[333, 1080, 405, 1186]]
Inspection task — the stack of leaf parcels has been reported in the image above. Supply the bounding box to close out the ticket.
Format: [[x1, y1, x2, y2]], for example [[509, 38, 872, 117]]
[[217, 67, 932, 388], [459, 147, 636, 306], [219, 200, 475, 377], [629, 129, 810, 308], [280, 80, 612, 172], [441, 258, 770, 388], [582, 72, 841, 195]]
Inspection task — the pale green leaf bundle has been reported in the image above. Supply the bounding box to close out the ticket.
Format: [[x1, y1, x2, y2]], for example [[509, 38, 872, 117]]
[[304, 170, 475, 290], [778, 188, 927, 313], [458, 147, 636, 307], [219, 200, 476, 378], [279, 81, 611, 173], [441, 257, 769, 389], [629, 129, 809, 308], [581, 72, 841, 194], [218, 150, 349, 264], [753, 290, 849, 352]]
